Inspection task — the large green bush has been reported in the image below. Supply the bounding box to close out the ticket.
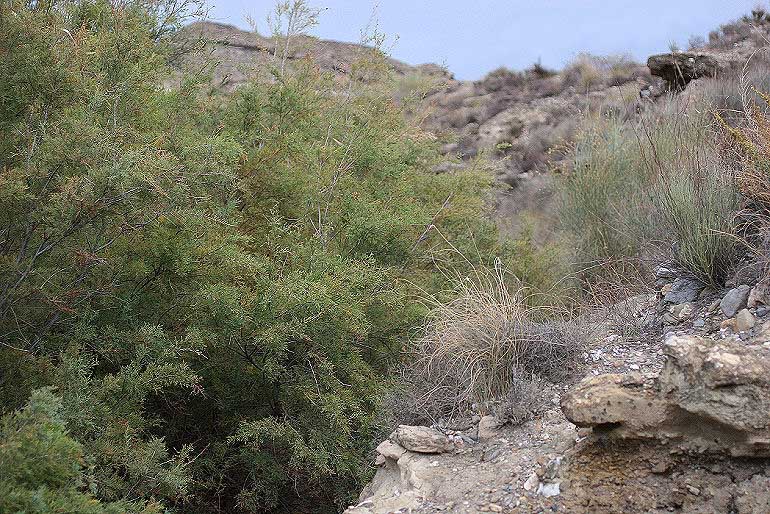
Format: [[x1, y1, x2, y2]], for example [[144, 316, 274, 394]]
[[0, 389, 162, 513], [0, 0, 512, 512]]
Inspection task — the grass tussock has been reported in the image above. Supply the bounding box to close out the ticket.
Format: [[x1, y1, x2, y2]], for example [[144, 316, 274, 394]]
[[652, 155, 739, 285], [559, 93, 741, 287], [391, 262, 586, 425], [562, 53, 646, 92]]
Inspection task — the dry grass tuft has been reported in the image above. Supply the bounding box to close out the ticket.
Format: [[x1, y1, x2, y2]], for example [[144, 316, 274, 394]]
[[561, 53, 645, 92], [391, 263, 586, 425], [581, 262, 659, 339]]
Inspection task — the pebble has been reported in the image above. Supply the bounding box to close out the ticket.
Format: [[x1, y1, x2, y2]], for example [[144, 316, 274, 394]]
[[523, 473, 540, 492], [537, 481, 561, 497], [736, 308, 755, 331]]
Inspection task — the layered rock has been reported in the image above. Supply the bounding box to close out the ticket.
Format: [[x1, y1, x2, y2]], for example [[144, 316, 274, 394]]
[[647, 52, 723, 89], [562, 334, 770, 456], [346, 426, 455, 514]]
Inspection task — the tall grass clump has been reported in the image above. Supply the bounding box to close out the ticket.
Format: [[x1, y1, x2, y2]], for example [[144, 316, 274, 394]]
[[392, 263, 585, 425], [651, 151, 739, 285], [718, 78, 770, 208], [706, 64, 770, 290], [559, 95, 740, 287], [559, 111, 653, 269]]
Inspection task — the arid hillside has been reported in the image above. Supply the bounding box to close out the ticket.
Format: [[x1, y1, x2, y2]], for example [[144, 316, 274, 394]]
[[175, 20, 444, 90], [176, 14, 770, 241]]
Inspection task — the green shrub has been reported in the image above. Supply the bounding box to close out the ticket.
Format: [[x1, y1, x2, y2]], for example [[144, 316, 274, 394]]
[[0, 0, 513, 512], [0, 389, 160, 513]]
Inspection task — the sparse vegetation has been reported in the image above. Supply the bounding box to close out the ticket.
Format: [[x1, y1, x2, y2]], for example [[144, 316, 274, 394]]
[[562, 53, 643, 92], [707, 6, 770, 49]]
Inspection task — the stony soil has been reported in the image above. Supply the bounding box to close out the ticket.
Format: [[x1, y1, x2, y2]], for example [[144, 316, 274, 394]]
[[347, 285, 770, 514]]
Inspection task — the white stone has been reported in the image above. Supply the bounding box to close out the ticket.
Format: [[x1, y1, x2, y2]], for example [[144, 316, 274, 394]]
[[523, 472, 539, 492], [537, 482, 561, 497]]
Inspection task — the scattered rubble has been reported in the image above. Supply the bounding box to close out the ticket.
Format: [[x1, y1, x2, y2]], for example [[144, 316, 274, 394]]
[[348, 272, 770, 513]]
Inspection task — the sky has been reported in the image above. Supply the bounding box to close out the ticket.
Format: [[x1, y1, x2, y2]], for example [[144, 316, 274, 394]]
[[202, 0, 763, 80]]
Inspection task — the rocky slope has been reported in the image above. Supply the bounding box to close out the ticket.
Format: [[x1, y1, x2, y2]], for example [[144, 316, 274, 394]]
[[174, 21, 445, 90], [346, 268, 770, 513], [173, 18, 769, 239]]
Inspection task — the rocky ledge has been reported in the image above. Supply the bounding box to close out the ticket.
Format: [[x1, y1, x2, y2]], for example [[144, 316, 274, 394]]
[[563, 334, 770, 457], [348, 329, 770, 513]]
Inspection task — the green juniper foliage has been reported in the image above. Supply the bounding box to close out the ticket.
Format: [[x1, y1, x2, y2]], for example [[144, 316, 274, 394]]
[[0, 388, 162, 513], [0, 0, 513, 512]]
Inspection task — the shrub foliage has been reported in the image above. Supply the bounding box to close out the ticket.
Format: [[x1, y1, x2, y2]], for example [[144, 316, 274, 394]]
[[0, 1, 508, 512], [558, 95, 740, 287]]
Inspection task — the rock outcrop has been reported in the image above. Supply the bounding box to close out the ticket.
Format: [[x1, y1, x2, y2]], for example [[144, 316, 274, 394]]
[[347, 426, 458, 514], [389, 425, 453, 454], [562, 334, 770, 457], [647, 52, 723, 89]]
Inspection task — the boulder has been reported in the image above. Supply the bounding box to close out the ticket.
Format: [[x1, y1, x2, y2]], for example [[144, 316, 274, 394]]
[[389, 425, 452, 454], [720, 285, 751, 318], [647, 52, 723, 89], [749, 282, 770, 308], [561, 374, 667, 438], [375, 440, 407, 462], [663, 278, 703, 305], [736, 308, 756, 331], [659, 336, 770, 431], [562, 335, 770, 456], [477, 415, 500, 442]]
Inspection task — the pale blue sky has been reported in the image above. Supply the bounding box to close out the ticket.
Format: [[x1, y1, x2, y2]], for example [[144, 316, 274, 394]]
[[203, 0, 762, 79]]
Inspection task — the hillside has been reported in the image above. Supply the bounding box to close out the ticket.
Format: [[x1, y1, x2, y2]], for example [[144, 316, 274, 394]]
[[175, 19, 767, 241], [174, 22, 655, 239], [174, 21, 445, 90]]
